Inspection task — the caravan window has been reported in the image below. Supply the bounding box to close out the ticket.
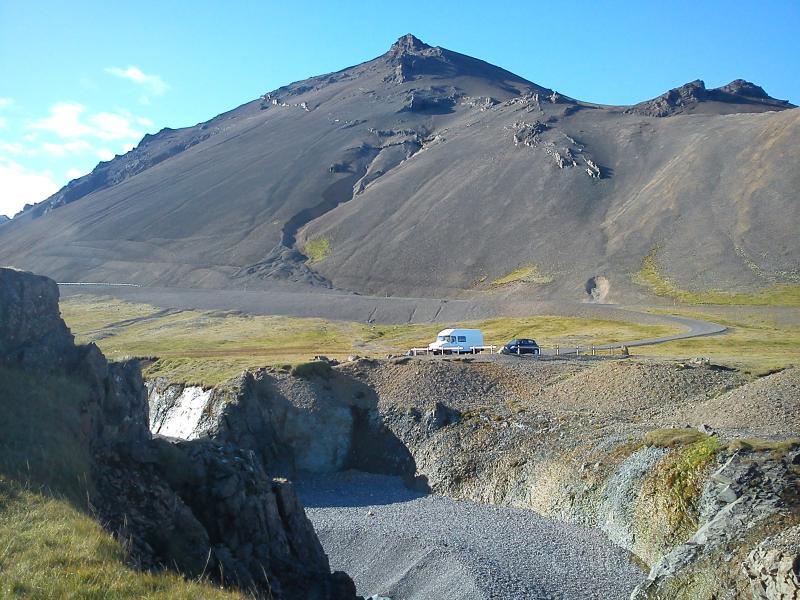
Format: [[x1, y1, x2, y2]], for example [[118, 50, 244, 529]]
[[457, 336, 466, 342]]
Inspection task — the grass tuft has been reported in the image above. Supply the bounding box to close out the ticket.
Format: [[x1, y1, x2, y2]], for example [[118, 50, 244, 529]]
[[728, 437, 800, 457], [634, 248, 800, 306], [489, 264, 553, 287], [644, 428, 709, 448], [303, 237, 331, 264], [290, 360, 333, 379]]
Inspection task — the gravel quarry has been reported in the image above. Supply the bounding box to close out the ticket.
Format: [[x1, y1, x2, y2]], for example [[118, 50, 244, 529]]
[[297, 471, 645, 600]]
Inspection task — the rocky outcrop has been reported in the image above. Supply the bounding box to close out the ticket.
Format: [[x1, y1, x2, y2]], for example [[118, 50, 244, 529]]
[[147, 366, 415, 479], [0, 268, 358, 600], [511, 120, 604, 177], [0, 268, 76, 369], [632, 449, 799, 598], [744, 525, 800, 599], [628, 79, 794, 117], [147, 356, 800, 599]]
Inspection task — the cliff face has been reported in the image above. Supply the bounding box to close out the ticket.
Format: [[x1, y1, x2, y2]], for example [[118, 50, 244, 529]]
[[148, 357, 800, 599], [0, 267, 358, 600]]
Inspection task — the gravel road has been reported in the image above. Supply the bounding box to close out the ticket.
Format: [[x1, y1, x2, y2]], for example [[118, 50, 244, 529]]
[[296, 471, 645, 600]]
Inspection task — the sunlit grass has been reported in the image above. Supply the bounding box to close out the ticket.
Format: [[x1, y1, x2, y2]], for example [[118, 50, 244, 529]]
[[635, 306, 800, 375], [489, 263, 553, 287], [0, 365, 242, 599], [633, 248, 800, 306], [303, 237, 331, 264], [61, 295, 679, 386]]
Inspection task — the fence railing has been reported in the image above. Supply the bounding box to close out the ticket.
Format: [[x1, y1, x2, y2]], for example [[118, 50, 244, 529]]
[[409, 345, 497, 356], [407, 344, 630, 357]]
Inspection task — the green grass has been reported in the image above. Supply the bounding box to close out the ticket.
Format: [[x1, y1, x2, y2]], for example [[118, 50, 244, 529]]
[[0, 365, 241, 599], [641, 433, 723, 554], [634, 248, 800, 306], [61, 295, 681, 386], [636, 305, 800, 375], [303, 237, 331, 264], [489, 264, 553, 287], [727, 437, 800, 457], [644, 428, 709, 448]]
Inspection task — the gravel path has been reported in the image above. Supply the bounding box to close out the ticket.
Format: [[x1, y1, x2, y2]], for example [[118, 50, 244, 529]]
[[296, 471, 645, 600]]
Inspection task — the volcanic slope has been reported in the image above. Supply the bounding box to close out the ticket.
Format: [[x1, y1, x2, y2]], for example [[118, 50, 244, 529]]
[[1, 34, 797, 302]]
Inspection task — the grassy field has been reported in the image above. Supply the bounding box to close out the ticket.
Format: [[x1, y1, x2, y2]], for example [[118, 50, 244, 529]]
[[60, 295, 680, 386], [634, 248, 800, 307], [635, 306, 800, 375], [0, 366, 241, 599], [489, 263, 553, 287]]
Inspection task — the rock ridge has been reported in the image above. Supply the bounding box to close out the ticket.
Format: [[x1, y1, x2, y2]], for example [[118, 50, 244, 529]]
[[0, 267, 359, 600]]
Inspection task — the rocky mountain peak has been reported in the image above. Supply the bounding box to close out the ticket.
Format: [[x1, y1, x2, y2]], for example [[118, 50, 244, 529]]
[[389, 33, 432, 56], [717, 78, 770, 99], [627, 77, 794, 117]]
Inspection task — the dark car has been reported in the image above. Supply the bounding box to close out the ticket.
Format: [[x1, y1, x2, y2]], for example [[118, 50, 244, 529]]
[[501, 338, 540, 355]]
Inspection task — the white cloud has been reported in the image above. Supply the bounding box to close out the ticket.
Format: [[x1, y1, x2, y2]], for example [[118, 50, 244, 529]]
[[0, 98, 13, 110], [0, 116, 7, 129], [0, 158, 59, 218], [0, 141, 27, 155], [31, 102, 92, 138], [41, 140, 93, 157], [66, 168, 84, 180], [120, 142, 135, 154], [88, 112, 141, 140], [31, 102, 143, 142], [136, 116, 154, 127], [96, 148, 115, 161], [105, 66, 168, 96]]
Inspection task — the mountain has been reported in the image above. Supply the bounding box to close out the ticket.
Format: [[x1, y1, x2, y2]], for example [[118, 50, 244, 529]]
[[1, 34, 797, 303]]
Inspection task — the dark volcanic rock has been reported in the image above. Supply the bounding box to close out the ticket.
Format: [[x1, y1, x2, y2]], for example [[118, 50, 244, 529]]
[[0, 267, 359, 600], [1, 35, 797, 300], [0, 268, 75, 369], [628, 79, 794, 117]]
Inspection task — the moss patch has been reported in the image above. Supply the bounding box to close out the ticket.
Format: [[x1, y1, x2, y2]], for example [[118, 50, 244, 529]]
[[636, 435, 723, 564], [490, 264, 553, 287], [644, 428, 709, 448], [290, 360, 334, 379], [634, 247, 800, 306], [728, 437, 800, 457], [303, 237, 331, 264]]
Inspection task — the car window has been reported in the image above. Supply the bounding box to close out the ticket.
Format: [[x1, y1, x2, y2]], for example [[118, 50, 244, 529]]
[[458, 336, 466, 342]]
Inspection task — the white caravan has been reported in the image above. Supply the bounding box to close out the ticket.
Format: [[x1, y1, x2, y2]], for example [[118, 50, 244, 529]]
[[428, 328, 485, 354]]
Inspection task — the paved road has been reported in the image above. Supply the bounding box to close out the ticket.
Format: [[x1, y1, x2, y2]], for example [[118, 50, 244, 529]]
[[59, 283, 727, 351], [541, 312, 727, 356]]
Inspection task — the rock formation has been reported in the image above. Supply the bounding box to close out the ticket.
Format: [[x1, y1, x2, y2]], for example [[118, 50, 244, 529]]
[[0, 267, 359, 600], [147, 356, 800, 599]]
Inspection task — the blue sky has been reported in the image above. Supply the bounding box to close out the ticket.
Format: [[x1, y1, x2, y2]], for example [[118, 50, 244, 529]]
[[1, 0, 798, 218]]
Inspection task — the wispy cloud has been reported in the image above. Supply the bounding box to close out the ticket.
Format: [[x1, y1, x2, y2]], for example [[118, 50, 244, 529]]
[[96, 148, 116, 161], [105, 66, 168, 97], [31, 102, 143, 141], [0, 157, 59, 218], [41, 140, 93, 157], [0, 98, 13, 129]]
